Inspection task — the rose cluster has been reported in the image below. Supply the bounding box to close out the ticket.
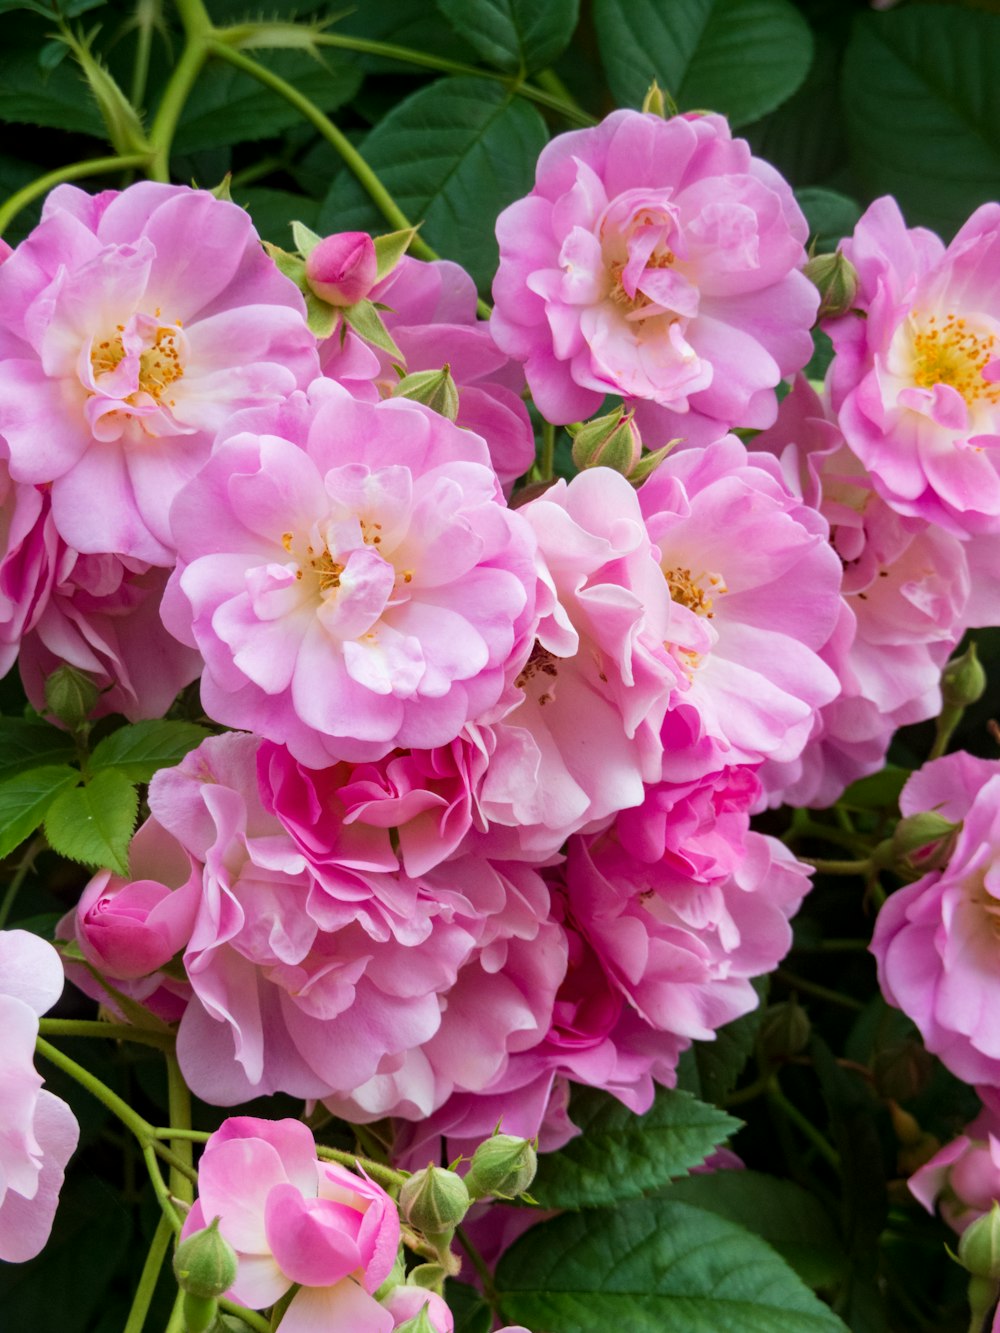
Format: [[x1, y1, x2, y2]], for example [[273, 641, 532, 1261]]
[[2, 105, 999, 1274]]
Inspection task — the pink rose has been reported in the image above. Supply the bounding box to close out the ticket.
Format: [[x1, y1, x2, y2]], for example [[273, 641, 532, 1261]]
[[182, 1117, 399, 1333], [383, 1286, 454, 1331], [0, 930, 80, 1262], [492, 109, 816, 444], [306, 231, 378, 306], [909, 1105, 1000, 1234]]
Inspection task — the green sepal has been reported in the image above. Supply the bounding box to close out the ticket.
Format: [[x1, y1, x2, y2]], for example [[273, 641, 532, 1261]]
[[292, 219, 323, 258], [343, 299, 404, 361], [375, 226, 419, 282]]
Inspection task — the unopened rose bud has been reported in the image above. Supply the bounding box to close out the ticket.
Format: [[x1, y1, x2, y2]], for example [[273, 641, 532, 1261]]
[[891, 811, 958, 873], [44, 663, 99, 730], [173, 1218, 238, 1333], [398, 1164, 470, 1234], [960, 1202, 1000, 1279], [382, 1286, 454, 1333], [804, 250, 859, 321], [758, 1000, 811, 1062], [392, 366, 460, 421], [305, 231, 378, 306], [872, 1039, 934, 1103], [941, 642, 987, 710], [570, 408, 642, 477], [464, 1133, 537, 1201]]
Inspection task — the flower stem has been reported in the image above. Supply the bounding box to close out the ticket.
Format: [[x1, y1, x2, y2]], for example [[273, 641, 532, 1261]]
[[147, 36, 209, 181], [775, 968, 865, 1011], [315, 1143, 407, 1191], [0, 835, 43, 928], [165, 1052, 195, 1205], [766, 1078, 840, 1171], [800, 855, 874, 876], [455, 1226, 500, 1306], [221, 1298, 271, 1333], [0, 155, 152, 236], [539, 419, 556, 480], [38, 1018, 176, 1050], [123, 1211, 173, 1333], [206, 39, 438, 262]]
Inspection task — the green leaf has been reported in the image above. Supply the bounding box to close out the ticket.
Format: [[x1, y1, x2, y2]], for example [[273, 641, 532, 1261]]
[[592, 0, 813, 127], [0, 718, 76, 783], [0, 764, 80, 859], [531, 1086, 740, 1210], [89, 719, 210, 784], [694, 974, 769, 1103], [839, 765, 908, 813], [843, 8, 1000, 239], [44, 768, 138, 876], [444, 1280, 494, 1333], [665, 1171, 847, 1289], [796, 187, 862, 255], [317, 77, 548, 290], [434, 0, 579, 74], [238, 188, 320, 246], [496, 1197, 849, 1331], [174, 49, 361, 153], [0, 26, 105, 136]]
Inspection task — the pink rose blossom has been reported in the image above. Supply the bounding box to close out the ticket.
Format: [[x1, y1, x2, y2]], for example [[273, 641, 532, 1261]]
[[182, 1116, 398, 1333], [0, 182, 318, 563], [909, 1102, 1000, 1233], [828, 197, 1000, 535], [146, 734, 563, 1113], [18, 538, 202, 723], [321, 254, 535, 489], [0, 930, 80, 1263], [871, 752, 1000, 1086], [0, 455, 57, 676], [471, 467, 682, 860], [492, 110, 817, 443], [754, 378, 973, 807], [638, 435, 842, 779], [163, 380, 537, 767]]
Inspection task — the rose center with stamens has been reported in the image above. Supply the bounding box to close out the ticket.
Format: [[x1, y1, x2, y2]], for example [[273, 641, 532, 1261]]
[[90, 315, 185, 405], [663, 566, 724, 619], [910, 312, 1000, 406]]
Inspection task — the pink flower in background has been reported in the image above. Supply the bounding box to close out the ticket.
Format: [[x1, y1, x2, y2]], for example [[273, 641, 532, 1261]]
[[383, 1286, 454, 1331], [910, 1102, 1000, 1233], [492, 110, 816, 444], [18, 539, 202, 722], [0, 182, 318, 563], [828, 197, 1000, 535], [163, 381, 537, 768], [0, 930, 80, 1263], [638, 435, 842, 778], [0, 456, 57, 676], [182, 1117, 398, 1333], [321, 254, 536, 490], [871, 752, 1000, 1087]]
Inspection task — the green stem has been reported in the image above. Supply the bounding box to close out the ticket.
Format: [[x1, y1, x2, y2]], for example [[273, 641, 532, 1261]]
[[0, 834, 43, 928], [784, 816, 869, 855], [38, 1018, 176, 1050], [297, 31, 595, 125], [722, 1071, 773, 1108], [533, 67, 590, 119], [123, 1211, 173, 1333], [775, 968, 865, 1012], [153, 1126, 210, 1142], [791, 938, 871, 954], [151, 1139, 199, 1186], [147, 33, 210, 181], [220, 1298, 271, 1333], [455, 1226, 499, 1306], [539, 419, 556, 481], [315, 1144, 406, 1192], [164, 1290, 186, 1333], [0, 155, 152, 236], [35, 1036, 153, 1142], [929, 704, 962, 761], [206, 40, 438, 261], [766, 1078, 840, 1171], [166, 1052, 194, 1204], [130, 0, 158, 111], [801, 855, 873, 877], [143, 1142, 183, 1229]]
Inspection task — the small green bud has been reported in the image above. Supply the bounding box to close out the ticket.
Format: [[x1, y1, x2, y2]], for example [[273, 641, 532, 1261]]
[[392, 366, 460, 422], [959, 1203, 1000, 1280], [392, 1308, 439, 1333], [941, 642, 987, 710], [464, 1133, 537, 1201], [641, 80, 668, 118], [570, 407, 642, 477], [44, 664, 99, 731], [965, 1274, 1000, 1333], [803, 251, 859, 321], [398, 1164, 471, 1233], [757, 1000, 811, 1062], [173, 1218, 238, 1301]]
